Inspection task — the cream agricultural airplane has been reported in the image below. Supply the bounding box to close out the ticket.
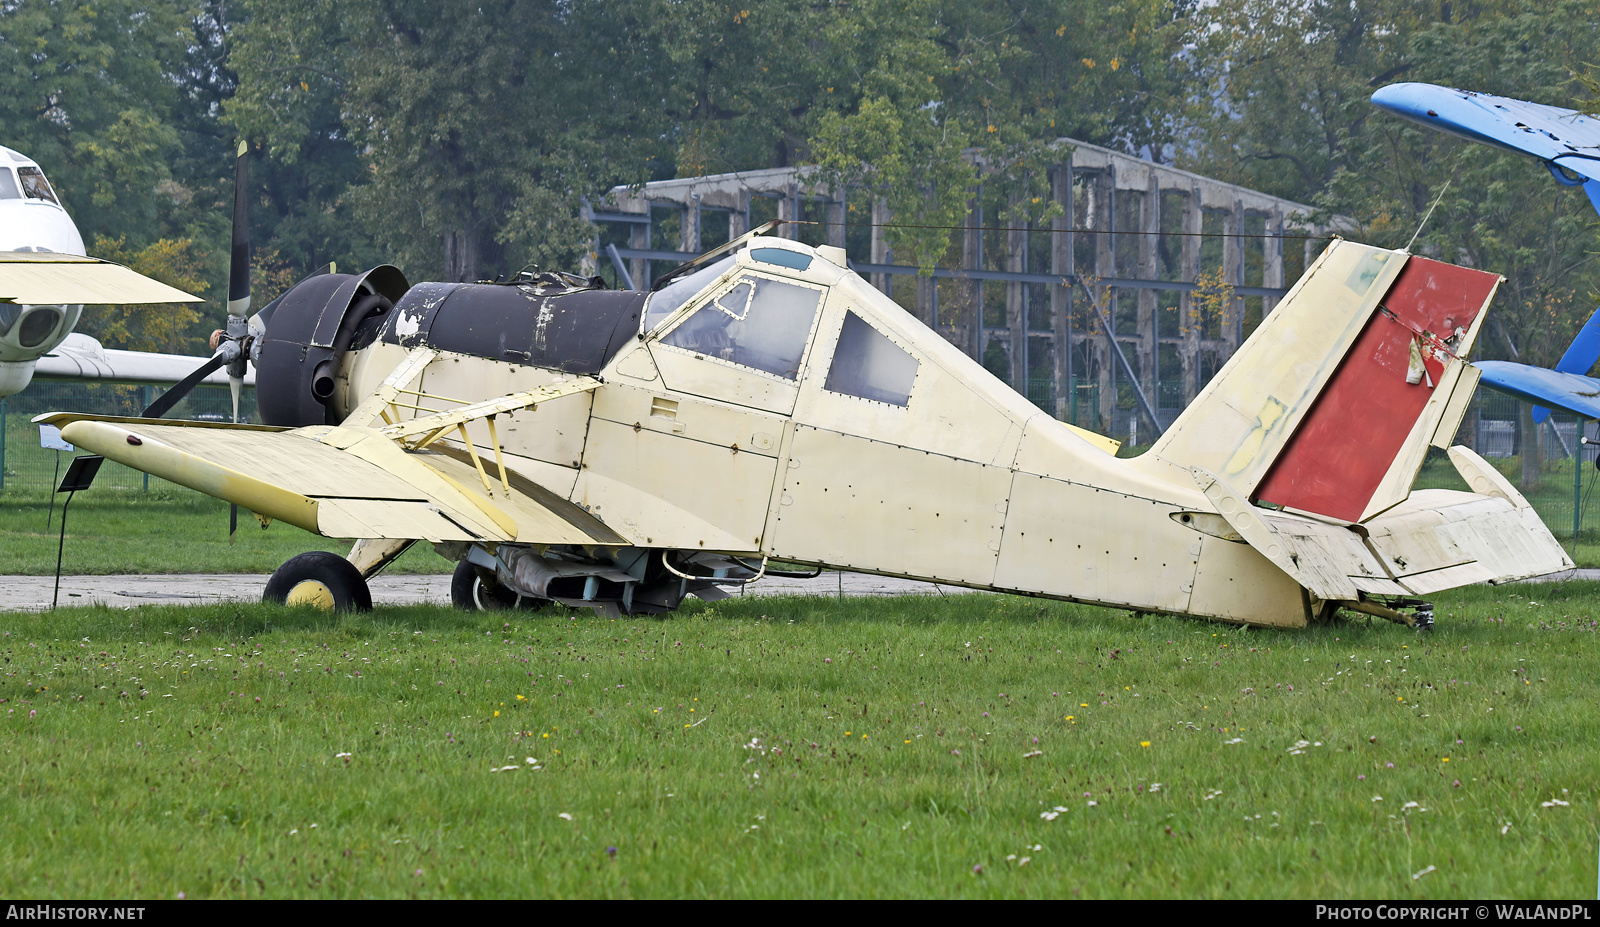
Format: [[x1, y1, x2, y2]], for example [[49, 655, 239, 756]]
[[0, 144, 210, 399], [37, 226, 1570, 628]]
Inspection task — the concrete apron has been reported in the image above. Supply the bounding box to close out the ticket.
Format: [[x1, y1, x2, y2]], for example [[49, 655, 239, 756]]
[[0, 571, 977, 612]]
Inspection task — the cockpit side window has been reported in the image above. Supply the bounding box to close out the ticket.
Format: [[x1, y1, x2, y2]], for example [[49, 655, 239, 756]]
[[0, 170, 18, 200], [824, 311, 919, 406], [642, 255, 737, 332], [17, 167, 58, 205], [661, 275, 821, 379]]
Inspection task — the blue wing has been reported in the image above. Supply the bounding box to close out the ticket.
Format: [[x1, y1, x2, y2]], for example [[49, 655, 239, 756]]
[[1370, 82, 1600, 183], [1477, 361, 1600, 420], [1527, 305, 1600, 422], [1372, 83, 1600, 421]]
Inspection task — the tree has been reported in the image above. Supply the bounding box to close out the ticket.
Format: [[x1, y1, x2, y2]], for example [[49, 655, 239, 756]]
[[82, 235, 208, 353], [1184, 0, 1600, 368], [808, 0, 1197, 269], [228, 0, 668, 282], [0, 0, 199, 244]]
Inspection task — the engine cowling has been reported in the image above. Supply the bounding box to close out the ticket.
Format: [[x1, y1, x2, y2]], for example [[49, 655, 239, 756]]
[[253, 265, 409, 426]]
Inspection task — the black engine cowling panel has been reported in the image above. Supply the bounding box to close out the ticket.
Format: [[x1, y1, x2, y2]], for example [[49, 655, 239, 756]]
[[380, 279, 645, 374]]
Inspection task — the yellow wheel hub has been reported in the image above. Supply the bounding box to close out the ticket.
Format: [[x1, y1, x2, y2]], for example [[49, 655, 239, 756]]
[[285, 580, 336, 610]]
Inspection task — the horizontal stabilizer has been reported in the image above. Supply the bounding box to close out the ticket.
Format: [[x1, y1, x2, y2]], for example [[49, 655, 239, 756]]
[[1192, 445, 1570, 600]]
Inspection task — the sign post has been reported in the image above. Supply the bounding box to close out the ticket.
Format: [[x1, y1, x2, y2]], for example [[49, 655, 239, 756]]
[[39, 424, 73, 531], [52, 455, 103, 610]]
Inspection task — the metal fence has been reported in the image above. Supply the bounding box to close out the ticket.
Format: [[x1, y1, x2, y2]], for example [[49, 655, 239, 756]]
[[4, 379, 1599, 549]]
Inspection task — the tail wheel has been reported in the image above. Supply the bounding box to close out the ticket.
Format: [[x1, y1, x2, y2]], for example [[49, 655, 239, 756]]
[[264, 551, 373, 612], [450, 560, 549, 612]]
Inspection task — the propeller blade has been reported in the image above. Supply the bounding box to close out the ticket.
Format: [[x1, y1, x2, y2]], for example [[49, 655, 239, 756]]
[[226, 141, 252, 543], [228, 140, 251, 323], [139, 352, 230, 418]]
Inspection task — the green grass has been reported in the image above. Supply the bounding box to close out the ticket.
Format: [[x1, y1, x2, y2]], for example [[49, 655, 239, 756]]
[[0, 489, 450, 575], [2, 586, 1595, 898]]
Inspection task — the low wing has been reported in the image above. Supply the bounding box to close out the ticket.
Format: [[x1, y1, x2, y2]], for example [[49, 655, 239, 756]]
[[1475, 360, 1600, 420], [33, 333, 256, 387], [0, 252, 202, 305], [39, 374, 618, 547]]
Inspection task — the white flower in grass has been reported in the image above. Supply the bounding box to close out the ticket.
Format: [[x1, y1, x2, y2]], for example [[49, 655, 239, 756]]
[[558, 812, 574, 821], [1039, 811, 1059, 821], [1541, 799, 1570, 807]]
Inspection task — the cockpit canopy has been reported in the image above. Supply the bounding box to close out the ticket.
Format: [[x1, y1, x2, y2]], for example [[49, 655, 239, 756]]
[[0, 165, 61, 205]]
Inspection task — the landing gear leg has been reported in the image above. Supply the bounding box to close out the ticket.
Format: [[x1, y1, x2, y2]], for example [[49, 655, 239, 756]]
[[348, 537, 416, 579], [1342, 596, 1434, 630]]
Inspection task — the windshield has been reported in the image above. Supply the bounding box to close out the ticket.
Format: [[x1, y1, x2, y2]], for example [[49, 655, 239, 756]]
[[0, 170, 18, 200], [17, 167, 59, 205], [661, 276, 821, 379], [642, 254, 737, 333]]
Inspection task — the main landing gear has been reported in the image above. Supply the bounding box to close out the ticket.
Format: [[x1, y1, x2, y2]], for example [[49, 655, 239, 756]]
[[450, 560, 551, 612], [263, 550, 373, 612]]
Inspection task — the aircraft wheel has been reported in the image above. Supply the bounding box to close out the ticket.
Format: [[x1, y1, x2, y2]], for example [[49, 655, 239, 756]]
[[264, 551, 373, 612], [450, 560, 549, 612]]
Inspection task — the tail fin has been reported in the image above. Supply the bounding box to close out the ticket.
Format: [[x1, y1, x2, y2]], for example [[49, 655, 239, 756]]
[[1148, 239, 1497, 523]]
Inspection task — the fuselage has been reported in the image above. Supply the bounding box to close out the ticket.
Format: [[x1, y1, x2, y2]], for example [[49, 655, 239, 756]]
[[324, 240, 1309, 625], [51, 235, 1569, 627], [0, 145, 86, 397]]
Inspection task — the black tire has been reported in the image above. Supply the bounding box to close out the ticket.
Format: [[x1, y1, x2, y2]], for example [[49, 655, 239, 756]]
[[263, 551, 373, 612], [450, 559, 549, 612]]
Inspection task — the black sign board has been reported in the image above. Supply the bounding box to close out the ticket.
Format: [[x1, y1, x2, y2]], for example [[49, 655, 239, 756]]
[[56, 455, 103, 493]]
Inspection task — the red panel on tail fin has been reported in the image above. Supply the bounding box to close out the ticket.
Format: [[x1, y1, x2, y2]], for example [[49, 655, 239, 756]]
[[1253, 256, 1497, 521]]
